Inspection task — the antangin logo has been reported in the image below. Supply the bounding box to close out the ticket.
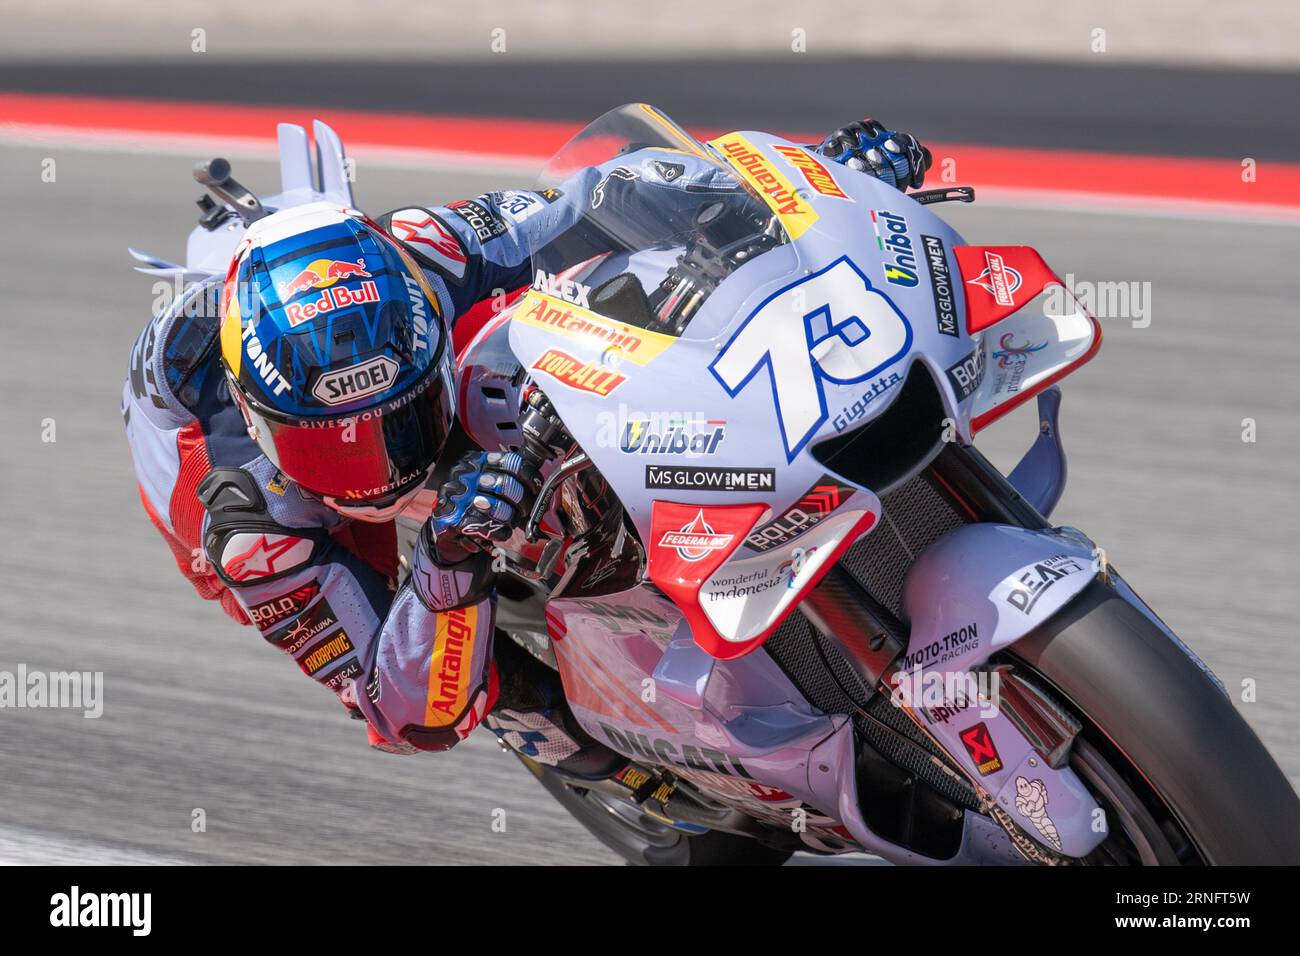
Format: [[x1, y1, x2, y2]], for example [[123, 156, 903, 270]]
[[513, 290, 675, 365], [424, 605, 479, 726], [710, 133, 820, 239]]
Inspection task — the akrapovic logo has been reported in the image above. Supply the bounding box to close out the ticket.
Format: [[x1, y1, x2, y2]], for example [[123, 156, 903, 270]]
[[311, 356, 399, 406], [299, 630, 355, 675]]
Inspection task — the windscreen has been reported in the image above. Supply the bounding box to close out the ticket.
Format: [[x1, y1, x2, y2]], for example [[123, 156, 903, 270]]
[[526, 104, 789, 338]]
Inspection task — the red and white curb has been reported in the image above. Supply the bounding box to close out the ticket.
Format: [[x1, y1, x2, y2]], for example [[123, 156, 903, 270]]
[[4, 93, 1298, 223]]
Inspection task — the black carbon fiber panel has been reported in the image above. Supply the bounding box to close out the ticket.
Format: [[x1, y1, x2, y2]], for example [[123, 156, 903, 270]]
[[839, 473, 967, 616], [764, 471, 980, 809], [764, 613, 865, 716]]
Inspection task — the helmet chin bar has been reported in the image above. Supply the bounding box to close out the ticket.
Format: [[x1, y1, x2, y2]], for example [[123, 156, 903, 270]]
[[322, 475, 432, 523]]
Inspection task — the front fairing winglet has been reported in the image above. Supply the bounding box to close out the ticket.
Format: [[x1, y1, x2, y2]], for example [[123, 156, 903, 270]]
[[1006, 386, 1067, 519]]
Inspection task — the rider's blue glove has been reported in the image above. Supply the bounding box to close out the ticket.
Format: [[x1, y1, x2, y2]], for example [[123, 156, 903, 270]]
[[431, 450, 536, 551], [817, 118, 932, 191]]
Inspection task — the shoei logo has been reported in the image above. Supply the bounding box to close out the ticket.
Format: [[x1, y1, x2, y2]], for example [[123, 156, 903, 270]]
[[710, 133, 820, 239], [312, 355, 400, 406]]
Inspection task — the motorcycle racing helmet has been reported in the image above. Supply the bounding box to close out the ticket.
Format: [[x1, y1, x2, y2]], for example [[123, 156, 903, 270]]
[[219, 201, 455, 520]]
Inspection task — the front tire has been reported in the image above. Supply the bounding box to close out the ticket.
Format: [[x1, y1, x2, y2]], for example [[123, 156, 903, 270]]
[[1012, 578, 1300, 864]]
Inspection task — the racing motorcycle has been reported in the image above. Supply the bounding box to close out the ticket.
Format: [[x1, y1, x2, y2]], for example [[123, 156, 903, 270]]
[[150, 105, 1299, 866]]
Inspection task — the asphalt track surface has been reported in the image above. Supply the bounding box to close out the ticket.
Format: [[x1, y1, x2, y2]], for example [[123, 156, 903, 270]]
[[1, 141, 1297, 865]]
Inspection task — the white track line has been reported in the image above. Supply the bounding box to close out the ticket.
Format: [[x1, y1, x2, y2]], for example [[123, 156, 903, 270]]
[[0, 824, 193, 866]]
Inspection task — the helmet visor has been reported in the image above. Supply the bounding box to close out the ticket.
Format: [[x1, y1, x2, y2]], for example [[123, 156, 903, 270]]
[[245, 371, 453, 505]]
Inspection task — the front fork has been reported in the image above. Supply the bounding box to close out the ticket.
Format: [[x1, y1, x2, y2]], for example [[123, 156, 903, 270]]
[[803, 556, 1106, 863], [805, 387, 1110, 861]]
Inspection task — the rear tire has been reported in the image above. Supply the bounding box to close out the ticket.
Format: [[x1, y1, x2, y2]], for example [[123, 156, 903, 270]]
[[1012, 579, 1300, 864], [523, 757, 794, 866]]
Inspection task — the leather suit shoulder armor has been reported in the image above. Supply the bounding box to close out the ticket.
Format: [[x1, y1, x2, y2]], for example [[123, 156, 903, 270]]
[[378, 207, 471, 287], [126, 279, 223, 427]]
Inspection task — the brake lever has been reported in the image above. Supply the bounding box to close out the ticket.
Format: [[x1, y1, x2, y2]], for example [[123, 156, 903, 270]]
[[524, 452, 592, 542], [910, 186, 976, 205]]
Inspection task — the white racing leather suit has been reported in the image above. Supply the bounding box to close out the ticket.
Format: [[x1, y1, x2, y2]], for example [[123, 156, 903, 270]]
[[123, 146, 749, 756]]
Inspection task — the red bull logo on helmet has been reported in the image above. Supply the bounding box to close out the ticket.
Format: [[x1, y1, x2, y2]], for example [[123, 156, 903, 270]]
[[279, 257, 371, 297], [279, 258, 378, 327]]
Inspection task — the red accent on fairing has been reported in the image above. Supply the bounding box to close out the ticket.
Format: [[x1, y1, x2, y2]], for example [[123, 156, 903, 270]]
[[647, 502, 763, 661], [951, 246, 1105, 433], [547, 610, 677, 731], [648, 502, 878, 661], [453, 285, 526, 360], [953, 245, 1059, 335], [715, 509, 879, 660]]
